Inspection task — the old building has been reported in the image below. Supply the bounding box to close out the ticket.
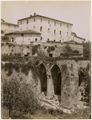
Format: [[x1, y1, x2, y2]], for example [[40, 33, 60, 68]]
[[5, 29, 41, 45], [71, 32, 85, 43], [18, 13, 73, 42], [1, 14, 85, 58], [1, 19, 18, 36]]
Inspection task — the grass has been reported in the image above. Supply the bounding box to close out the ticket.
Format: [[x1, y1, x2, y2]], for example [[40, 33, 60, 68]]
[[2, 107, 90, 119]]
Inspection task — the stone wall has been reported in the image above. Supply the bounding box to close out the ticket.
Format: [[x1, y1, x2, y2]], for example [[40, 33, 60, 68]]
[[1, 59, 90, 112], [1, 38, 83, 58]]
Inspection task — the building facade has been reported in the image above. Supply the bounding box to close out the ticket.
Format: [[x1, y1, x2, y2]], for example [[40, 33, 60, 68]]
[[71, 32, 85, 43], [5, 30, 41, 45], [1, 19, 18, 36], [18, 13, 73, 42]]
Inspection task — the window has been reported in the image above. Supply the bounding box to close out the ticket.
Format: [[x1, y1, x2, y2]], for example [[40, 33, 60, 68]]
[[49, 53, 53, 57], [40, 26, 42, 31], [67, 24, 69, 27], [34, 17, 35, 22], [40, 37, 43, 40], [60, 31, 61, 35], [55, 45, 57, 48], [47, 39, 49, 42], [54, 40, 56, 42], [27, 19, 29, 24], [54, 30, 56, 34], [21, 34, 24, 36], [67, 32, 68, 36], [48, 28, 50, 32], [60, 23, 62, 26], [48, 20, 50, 24], [20, 21, 22, 24], [35, 38, 37, 42], [41, 17, 42, 22], [11, 37, 14, 42], [33, 26, 35, 29], [54, 21, 56, 26]]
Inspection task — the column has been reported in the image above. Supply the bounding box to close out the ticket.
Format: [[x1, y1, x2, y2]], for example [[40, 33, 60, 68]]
[[47, 69, 54, 98]]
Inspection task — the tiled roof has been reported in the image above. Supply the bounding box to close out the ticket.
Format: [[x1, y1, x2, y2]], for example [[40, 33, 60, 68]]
[[71, 32, 85, 41], [1, 21, 18, 26], [61, 40, 83, 45], [18, 14, 73, 25], [5, 30, 41, 35]]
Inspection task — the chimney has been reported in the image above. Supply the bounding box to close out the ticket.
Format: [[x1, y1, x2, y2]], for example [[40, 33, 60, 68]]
[[30, 14, 32, 17], [34, 12, 36, 16]]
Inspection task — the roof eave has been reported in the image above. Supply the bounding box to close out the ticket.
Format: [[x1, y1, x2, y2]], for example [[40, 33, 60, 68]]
[[18, 15, 73, 26]]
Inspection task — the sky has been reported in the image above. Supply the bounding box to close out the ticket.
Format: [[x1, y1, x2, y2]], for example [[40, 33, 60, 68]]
[[1, 1, 91, 40]]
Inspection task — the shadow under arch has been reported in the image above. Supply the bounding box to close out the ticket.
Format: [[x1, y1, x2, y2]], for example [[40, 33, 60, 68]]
[[51, 64, 62, 97], [38, 63, 47, 95]]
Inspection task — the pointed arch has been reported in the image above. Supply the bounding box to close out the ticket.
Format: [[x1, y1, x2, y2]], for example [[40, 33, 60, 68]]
[[38, 63, 47, 95], [51, 64, 62, 96]]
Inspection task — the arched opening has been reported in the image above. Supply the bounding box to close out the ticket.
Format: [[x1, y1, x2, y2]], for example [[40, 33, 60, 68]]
[[38, 64, 47, 95], [51, 64, 61, 100]]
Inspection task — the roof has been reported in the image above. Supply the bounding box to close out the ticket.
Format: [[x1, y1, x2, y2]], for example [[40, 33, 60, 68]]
[[5, 30, 41, 35], [18, 14, 73, 26], [71, 32, 85, 41], [61, 40, 83, 45], [1, 19, 5, 22], [1, 21, 18, 26]]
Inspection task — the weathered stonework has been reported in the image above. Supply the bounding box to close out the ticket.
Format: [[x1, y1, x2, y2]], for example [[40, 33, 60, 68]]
[[1, 59, 90, 113]]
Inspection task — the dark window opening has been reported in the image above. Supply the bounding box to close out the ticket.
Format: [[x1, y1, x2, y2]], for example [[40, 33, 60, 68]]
[[40, 37, 43, 40], [54, 21, 56, 26], [21, 34, 24, 36], [11, 37, 14, 42], [27, 19, 29, 24], [49, 53, 53, 57], [55, 45, 57, 48], [54, 40, 56, 42], [60, 31, 61, 35], [34, 17, 35, 22], [48, 20, 50, 24], [40, 26, 42, 31], [41, 18, 42, 22], [54, 30, 56, 34], [67, 32, 68, 36], [48, 28, 50, 32], [35, 38, 37, 42]]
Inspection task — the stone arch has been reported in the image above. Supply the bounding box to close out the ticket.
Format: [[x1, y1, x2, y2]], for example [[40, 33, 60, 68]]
[[38, 63, 47, 95], [51, 64, 62, 96]]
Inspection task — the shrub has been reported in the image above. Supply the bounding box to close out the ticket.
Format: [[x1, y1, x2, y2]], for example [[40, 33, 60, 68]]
[[2, 73, 40, 118], [83, 42, 91, 60]]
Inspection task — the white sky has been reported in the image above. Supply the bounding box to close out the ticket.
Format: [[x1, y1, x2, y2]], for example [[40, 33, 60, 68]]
[[1, 1, 91, 40]]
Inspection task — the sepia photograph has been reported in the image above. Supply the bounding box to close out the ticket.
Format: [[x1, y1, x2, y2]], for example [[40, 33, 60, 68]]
[[1, 1, 91, 119]]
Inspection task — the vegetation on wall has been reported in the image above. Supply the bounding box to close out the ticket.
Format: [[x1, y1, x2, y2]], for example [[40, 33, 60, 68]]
[[47, 46, 55, 53], [32, 45, 40, 55], [83, 42, 91, 60], [79, 65, 90, 104]]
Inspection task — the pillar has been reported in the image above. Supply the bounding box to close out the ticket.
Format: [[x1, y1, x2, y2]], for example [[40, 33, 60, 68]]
[[47, 69, 54, 98], [61, 62, 79, 110]]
